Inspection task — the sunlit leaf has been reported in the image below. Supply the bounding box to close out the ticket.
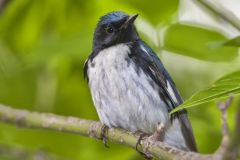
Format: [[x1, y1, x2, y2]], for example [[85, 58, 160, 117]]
[[171, 71, 240, 113], [164, 24, 239, 61]]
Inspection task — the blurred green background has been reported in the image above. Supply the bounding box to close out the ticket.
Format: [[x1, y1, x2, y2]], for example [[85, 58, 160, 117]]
[[0, 0, 239, 159]]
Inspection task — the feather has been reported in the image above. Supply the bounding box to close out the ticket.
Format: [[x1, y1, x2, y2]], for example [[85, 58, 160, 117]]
[[129, 40, 197, 151]]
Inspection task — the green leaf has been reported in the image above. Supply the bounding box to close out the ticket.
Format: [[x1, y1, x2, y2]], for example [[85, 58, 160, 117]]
[[164, 24, 239, 61], [121, 0, 179, 25], [223, 36, 240, 47], [170, 71, 240, 114]]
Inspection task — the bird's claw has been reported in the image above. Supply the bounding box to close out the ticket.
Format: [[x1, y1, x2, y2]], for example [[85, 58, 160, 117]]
[[135, 123, 165, 159], [100, 124, 109, 148], [135, 133, 152, 160]]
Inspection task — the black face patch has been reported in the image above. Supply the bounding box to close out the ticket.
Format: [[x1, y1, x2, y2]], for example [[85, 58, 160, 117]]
[[93, 12, 139, 51]]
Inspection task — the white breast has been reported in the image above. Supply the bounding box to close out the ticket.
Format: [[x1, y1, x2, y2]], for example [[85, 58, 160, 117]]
[[87, 43, 169, 132], [87, 43, 188, 150]]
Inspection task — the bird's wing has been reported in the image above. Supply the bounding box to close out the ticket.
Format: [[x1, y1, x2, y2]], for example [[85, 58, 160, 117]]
[[129, 40, 197, 151]]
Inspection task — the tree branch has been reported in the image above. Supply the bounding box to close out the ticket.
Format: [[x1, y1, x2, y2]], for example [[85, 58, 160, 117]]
[[213, 97, 232, 160], [195, 0, 240, 31], [223, 99, 240, 160], [0, 0, 10, 13], [0, 101, 236, 160]]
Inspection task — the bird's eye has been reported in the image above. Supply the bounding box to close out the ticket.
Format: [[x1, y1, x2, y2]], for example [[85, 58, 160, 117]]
[[106, 26, 114, 34]]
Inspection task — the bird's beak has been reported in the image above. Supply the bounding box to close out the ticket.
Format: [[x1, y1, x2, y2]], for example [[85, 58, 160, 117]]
[[121, 14, 138, 29]]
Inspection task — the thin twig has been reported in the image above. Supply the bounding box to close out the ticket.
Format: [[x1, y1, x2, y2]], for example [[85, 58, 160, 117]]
[[0, 0, 10, 13], [223, 99, 240, 160], [213, 97, 233, 160]]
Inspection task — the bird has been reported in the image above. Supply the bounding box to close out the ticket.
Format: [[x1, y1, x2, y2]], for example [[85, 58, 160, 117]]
[[84, 11, 197, 152]]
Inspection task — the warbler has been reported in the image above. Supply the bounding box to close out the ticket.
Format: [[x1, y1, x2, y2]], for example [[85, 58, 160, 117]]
[[84, 11, 197, 152]]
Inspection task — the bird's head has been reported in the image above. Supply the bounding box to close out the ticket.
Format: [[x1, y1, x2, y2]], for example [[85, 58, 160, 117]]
[[93, 11, 139, 50]]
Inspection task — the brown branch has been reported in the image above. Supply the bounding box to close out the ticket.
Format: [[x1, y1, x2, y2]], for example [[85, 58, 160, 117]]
[[212, 97, 233, 160], [0, 100, 237, 160], [0, 0, 10, 13], [223, 99, 240, 160]]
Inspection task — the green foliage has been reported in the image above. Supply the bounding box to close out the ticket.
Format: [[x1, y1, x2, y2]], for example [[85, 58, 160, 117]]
[[121, 0, 179, 25], [164, 24, 239, 61], [171, 71, 240, 113]]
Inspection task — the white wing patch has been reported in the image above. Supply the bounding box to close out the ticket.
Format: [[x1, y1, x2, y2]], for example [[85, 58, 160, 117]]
[[140, 44, 151, 57], [166, 80, 178, 104]]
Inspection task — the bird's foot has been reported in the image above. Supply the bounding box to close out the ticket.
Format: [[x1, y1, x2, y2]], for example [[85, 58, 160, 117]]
[[100, 124, 109, 148], [135, 123, 165, 160], [135, 133, 152, 160]]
